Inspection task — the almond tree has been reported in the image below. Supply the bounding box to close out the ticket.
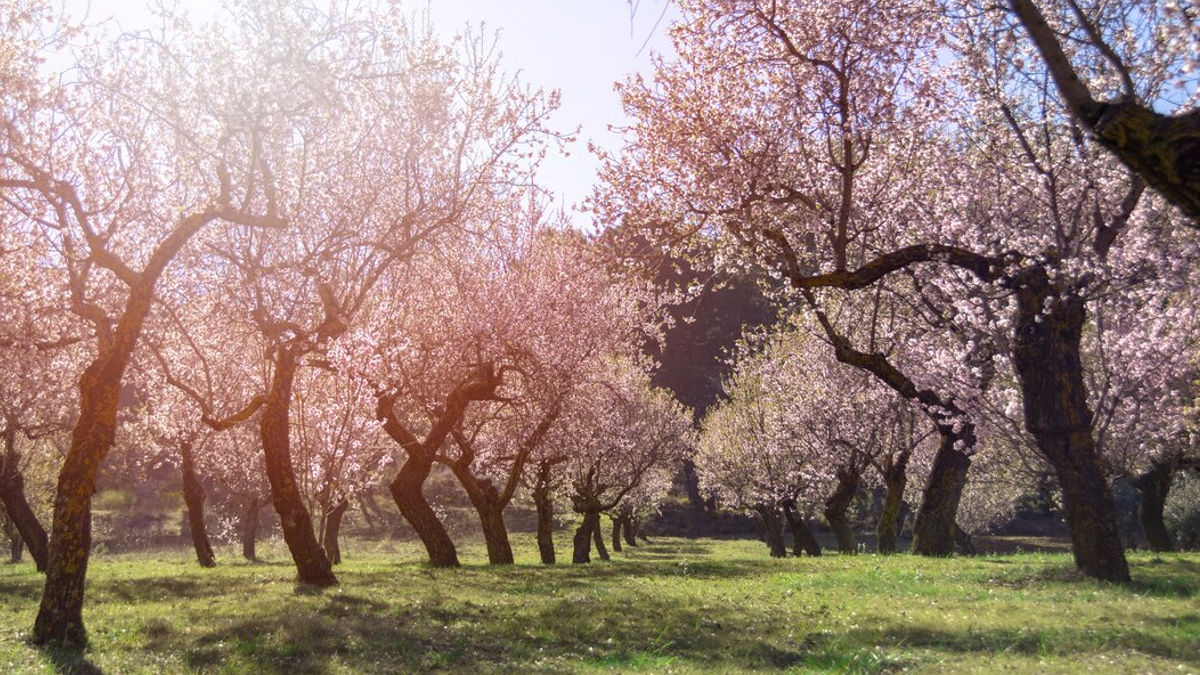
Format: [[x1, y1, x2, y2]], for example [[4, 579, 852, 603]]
[[599, 0, 1199, 582], [1, 0, 290, 642], [562, 361, 692, 564]]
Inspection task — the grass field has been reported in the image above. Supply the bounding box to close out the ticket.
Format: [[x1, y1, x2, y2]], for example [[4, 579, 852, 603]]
[[0, 536, 1197, 673]]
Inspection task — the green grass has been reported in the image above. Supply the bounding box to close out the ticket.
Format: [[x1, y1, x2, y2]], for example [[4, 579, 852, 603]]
[[0, 536, 1197, 673]]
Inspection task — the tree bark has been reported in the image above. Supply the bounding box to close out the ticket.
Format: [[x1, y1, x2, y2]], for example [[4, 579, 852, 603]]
[[1011, 275, 1130, 582], [782, 504, 821, 557], [1133, 463, 1175, 552], [911, 432, 971, 557], [533, 479, 556, 565], [241, 496, 261, 561], [390, 454, 459, 567], [622, 516, 637, 547], [6, 520, 22, 563], [1007, 0, 1200, 225], [0, 428, 47, 571], [611, 516, 623, 553], [448, 464, 513, 565], [591, 511, 610, 561], [572, 509, 600, 563], [322, 498, 349, 565], [824, 468, 860, 554], [755, 504, 787, 558], [681, 459, 706, 513], [877, 453, 910, 554], [259, 352, 337, 586], [179, 440, 216, 569]]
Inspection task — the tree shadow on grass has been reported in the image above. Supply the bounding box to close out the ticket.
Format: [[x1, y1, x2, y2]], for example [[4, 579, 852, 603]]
[[133, 584, 812, 673], [39, 645, 104, 675]]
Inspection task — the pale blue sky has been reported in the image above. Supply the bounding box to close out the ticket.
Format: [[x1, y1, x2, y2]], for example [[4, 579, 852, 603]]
[[65, 0, 679, 220]]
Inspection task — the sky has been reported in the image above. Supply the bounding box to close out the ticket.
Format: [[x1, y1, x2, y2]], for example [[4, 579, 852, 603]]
[[64, 0, 680, 220]]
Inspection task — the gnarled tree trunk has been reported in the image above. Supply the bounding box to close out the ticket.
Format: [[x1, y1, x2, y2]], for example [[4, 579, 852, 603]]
[[1133, 463, 1175, 552], [1012, 276, 1130, 582], [911, 432, 971, 557], [782, 502, 821, 556], [824, 468, 860, 554], [591, 512, 610, 561], [755, 504, 787, 558], [622, 515, 637, 547], [533, 477, 556, 565], [322, 498, 349, 565], [572, 509, 600, 563], [180, 440, 216, 568], [390, 455, 459, 567], [877, 451, 910, 554], [0, 429, 47, 571], [611, 516, 623, 553], [260, 352, 337, 586]]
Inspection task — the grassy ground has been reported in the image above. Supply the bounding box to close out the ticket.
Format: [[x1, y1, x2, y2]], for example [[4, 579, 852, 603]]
[[0, 536, 1196, 674]]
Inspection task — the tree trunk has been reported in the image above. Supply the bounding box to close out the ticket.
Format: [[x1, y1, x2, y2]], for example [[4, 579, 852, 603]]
[[241, 496, 261, 561], [611, 516, 623, 552], [389, 454, 459, 567], [572, 509, 600, 563], [824, 469, 860, 554], [622, 516, 637, 547], [478, 506, 513, 565], [33, 355, 127, 646], [260, 352, 337, 587], [0, 430, 47, 571], [755, 505, 787, 558], [1012, 276, 1130, 583], [7, 522, 22, 563], [322, 498, 349, 565], [877, 453, 910, 554], [681, 459, 706, 513], [533, 481, 556, 565], [782, 505, 821, 557], [450, 464, 513, 565], [591, 512, 610, 561], [911, 432, 971, 557], [180, 441, 216, 568], [1133, 463, 1174, 552]]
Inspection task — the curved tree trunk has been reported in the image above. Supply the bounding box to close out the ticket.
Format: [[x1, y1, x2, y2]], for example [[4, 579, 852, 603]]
[[755, 505, 787, 558], [877, 453, 910, 554], [911, 433, 971, 557], [241, 496, 261, 561], [591, 512, 610, 561], [390, 455, 459, 567], [260, 352, 337, 587], [33, 355, 127, 646], [782, 505, 821, 557], [572, 509, 600, 564], [611, 516, 623, 553], [180, 441, 216, 569], [824, 469, 860, 554], [322, 498, 349, 565], [0, 430, 47, 571], [622, 516, 637, 547], [478, 506, 513, 565], [533, 481, 556, 565], [1012, 277, 1130, 583], [1133, 463, 1175, 552]]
